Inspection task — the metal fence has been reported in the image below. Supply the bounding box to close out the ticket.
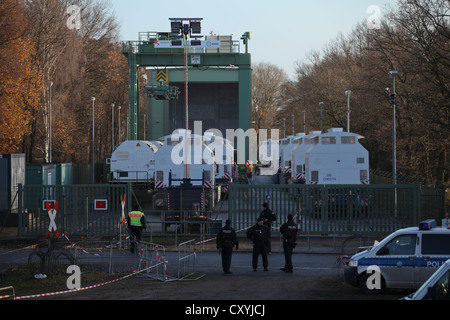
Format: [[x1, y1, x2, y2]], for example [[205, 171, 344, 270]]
[[228, 183, 445, 236], [18, 184, 130, 237], [16, 182, 445, 238]]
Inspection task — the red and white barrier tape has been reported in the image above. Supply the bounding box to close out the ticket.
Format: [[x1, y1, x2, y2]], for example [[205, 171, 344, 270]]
[[195, 226, 251, 246], [9, 262, 164, 300]]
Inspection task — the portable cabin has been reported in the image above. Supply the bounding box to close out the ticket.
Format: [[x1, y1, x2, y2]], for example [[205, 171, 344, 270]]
[[291, 131, 321, 182], [110, 140, 159, 181], [154, 130, 216, 188], [304, 128, 369, 184]]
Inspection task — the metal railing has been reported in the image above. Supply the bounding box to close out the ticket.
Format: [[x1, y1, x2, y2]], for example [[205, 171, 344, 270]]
[[17, 184, 130, 237], [122, 31, 241, 55], [227, 183, 441, 236], [177, 239, 203, 280]]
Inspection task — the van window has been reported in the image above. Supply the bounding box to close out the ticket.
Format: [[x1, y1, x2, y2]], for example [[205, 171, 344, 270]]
[[380, 234, 417, 255], [341, 136, 356, 144], [322, 137, 336, 144], [422, 234, 450, 255], [305, 137, 319, 145]]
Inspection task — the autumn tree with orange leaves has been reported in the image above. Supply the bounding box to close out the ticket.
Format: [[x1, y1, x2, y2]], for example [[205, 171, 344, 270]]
[[0, 0, 42, 154]]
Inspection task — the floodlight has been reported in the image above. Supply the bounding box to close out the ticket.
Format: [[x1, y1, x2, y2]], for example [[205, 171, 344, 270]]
[[190, 21, 201, 34], [171, 21, 181, 35], [171, 40, 182, 46]]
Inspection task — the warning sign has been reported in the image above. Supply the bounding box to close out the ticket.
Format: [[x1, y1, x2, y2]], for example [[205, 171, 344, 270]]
[[155, 71, 168, 83], [94, 199, 108, 211]]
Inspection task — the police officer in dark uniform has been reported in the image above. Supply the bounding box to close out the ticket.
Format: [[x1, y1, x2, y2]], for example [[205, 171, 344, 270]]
[[259, 203, 276, 252], [216, 220, 239, 274], [280, 214, 298, 273], [246, 217, 270, 271]]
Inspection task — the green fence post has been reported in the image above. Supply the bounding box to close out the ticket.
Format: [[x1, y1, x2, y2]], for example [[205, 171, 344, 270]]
[[17, 184, 22, 237], [127, 183, 132, 217], [321, 185, 328, 235], [85, 195, 89, 236], [416, 183, 422, 224]]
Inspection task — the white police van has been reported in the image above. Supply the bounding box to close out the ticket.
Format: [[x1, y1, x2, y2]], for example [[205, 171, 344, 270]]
[[402, 258, 450, 300], [344, 219, 450, 294]]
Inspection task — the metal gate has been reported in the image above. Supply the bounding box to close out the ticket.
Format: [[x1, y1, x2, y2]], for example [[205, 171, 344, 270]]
[[17, 184, 130, 237], [228, 184, 428, 235]]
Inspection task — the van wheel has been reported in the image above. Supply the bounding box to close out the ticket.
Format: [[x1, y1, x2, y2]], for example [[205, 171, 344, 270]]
[[359, 272, 384, 294]]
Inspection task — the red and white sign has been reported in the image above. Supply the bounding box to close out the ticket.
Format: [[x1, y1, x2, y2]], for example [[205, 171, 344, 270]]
[[42, 200, 56, 211], [94, 199, 108, 210], [203, 181, 212, 189], [45, 201, 59, 238], [120, 194, 126, 225]]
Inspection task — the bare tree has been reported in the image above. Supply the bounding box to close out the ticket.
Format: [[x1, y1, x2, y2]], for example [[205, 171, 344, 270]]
[[252, 62, 289, 136], [287, 0, 449, 187]]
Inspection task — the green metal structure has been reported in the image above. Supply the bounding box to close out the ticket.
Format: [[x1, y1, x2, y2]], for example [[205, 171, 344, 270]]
[[228, 183, 446, 236], [122, 31, 252, 141]]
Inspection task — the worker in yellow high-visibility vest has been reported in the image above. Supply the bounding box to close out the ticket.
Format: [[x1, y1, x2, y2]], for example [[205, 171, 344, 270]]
[[127, 205, 146, 253]]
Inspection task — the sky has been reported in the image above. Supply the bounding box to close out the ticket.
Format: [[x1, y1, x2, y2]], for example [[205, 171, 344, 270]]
[[111, 0, 396, 80]]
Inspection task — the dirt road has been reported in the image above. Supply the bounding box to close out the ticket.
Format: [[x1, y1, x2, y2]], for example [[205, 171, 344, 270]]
[[35, 251, 409, 301]]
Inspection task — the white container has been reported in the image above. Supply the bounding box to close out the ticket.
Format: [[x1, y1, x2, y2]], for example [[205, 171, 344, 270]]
[[110, 140, 159, 181]]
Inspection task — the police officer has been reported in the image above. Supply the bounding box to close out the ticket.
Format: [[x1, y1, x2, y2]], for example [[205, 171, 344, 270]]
[[259, 203, 276, 252], [127, 204, 146, 253], [247, 217, 270, 271], [280, 214, 298, 273], [216, 220, 239, 274]]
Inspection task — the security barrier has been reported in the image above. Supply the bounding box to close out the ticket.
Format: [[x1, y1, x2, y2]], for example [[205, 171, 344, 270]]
[[17, 184, 130, 237], [15, 182, 444, 238], [227, 183, 443, 235], [135, 241, 172, 281], [177, 239, 204, 280]]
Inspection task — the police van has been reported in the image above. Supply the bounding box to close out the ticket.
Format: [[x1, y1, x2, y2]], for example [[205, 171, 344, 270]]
[[344, 219, 450, 294]]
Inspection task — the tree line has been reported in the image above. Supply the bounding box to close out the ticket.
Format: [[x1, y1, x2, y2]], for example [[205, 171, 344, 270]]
[[0, 0, 448, 189], [0, 0, 128, 164], [252, 0, 449, 188]]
